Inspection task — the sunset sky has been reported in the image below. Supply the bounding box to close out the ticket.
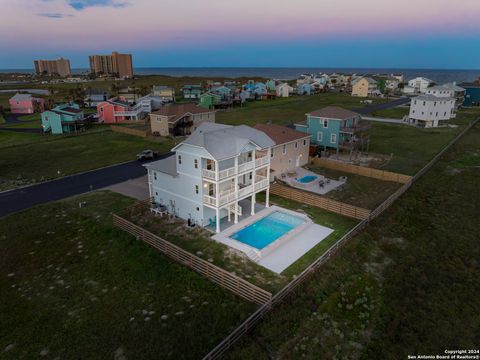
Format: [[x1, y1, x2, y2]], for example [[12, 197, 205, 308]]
[[1, 0, 479, 69]]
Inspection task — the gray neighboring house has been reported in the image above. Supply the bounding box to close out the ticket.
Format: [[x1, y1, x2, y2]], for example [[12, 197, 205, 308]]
[[144, 122, 275, 233], [84, 90, 109, 107]]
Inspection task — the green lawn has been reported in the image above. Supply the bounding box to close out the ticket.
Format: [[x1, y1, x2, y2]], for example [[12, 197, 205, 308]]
[[368, 107, 480, 174], [227, 123, 480, 360], [216, 93, 386, 127], [306, 165, 402, 209], [125, 191, 357, 292], [0, 129, 174, 191], [0, 191, 255, 360], [2, 120, 41, 129]]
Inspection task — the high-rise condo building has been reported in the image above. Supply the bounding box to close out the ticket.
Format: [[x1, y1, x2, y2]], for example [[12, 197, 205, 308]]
[[34, 58, 72, 77], [88, 51, 133, 78]]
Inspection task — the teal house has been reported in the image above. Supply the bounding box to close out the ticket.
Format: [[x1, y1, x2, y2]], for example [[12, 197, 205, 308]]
[[41, 103, 85, 134], [199, 92, 221, 109], [211, 85, 232, 100], [266, 79, 276, 92], [294, 106, 368, 153], [182, 84, 202, 99]]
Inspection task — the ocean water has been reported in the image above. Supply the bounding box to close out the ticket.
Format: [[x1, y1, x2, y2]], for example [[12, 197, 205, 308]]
[[1, 67, 479, 84]]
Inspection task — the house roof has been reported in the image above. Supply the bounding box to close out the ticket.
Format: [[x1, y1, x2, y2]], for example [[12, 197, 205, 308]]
[[254, 124, 310, 145], [58, 106, 82, 114], [307, 106, 360, 120], [10, 93, 33, 101], [178, 122, 275, 161], [427, 83, 465, 92], [105, 98, 130, 106], [413, 95, 455, 102], [151, 103, 211, 119], [144, 153, 178, 177]]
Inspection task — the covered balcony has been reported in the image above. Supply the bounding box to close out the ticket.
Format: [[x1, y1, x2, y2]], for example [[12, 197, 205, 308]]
[[201, 150, 269, 182]]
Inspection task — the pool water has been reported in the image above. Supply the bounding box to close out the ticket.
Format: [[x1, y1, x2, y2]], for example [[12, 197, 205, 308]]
[[297, 175, 318, 183], [230, 211, 305, 249]]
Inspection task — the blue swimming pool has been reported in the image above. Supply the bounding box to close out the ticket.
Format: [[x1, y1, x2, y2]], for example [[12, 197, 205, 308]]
[[230, 211, 305, 249], [297, 175, 318, 183]]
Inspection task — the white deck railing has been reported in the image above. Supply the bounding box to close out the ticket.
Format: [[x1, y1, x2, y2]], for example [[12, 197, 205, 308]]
[[255, 156, 269, 168]]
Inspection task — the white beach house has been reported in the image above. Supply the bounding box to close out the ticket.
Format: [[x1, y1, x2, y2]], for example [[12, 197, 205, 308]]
[[144, 123, 275, 233], [408, 95, 456, 127]]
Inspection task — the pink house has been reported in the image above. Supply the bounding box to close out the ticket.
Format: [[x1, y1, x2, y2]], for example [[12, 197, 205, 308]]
[[96, 97, 132, 124], [9, 93, 45, 114]]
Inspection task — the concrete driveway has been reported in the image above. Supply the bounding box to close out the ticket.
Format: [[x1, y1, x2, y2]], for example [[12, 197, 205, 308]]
[[104, 175, 149, 200]]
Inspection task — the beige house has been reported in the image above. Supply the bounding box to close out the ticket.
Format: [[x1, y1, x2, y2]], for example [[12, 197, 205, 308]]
[[150, 103, 215, 137], [351, 77, 378, 97], [255, 124, 311, 178], [152, 86, 175, 102]]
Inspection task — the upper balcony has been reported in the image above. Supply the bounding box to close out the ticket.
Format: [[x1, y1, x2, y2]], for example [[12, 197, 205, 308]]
[[202, 175, 269, 207], [339, 122, 371, 134], [201, 155, 269, 182]]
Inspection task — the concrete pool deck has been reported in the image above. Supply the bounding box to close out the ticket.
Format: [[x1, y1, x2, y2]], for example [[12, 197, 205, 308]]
[[212, 205, 333, 274], [282, 167, 345, 195]]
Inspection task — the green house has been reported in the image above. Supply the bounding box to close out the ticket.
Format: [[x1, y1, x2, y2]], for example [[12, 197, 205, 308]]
[[199, 92, 221, 109], [295, 106, 369, 153], [41, 103, 85, 134]]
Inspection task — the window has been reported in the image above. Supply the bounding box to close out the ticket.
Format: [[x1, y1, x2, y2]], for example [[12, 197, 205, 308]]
[[295, 142, 298, 149], [154, 172, 157, 180], [270, 150, 274, 159], [249, 173, 252, 180], [282, 144, 286, 154], [412, 110, 415, 114], [323, 119, 328, 128], [436, 112, 438, 116], [317, 132, 323, 142], [196, 207, 200, 211], [444, 112, 447, 116], [178, 155, 182, 164], [288, 159, 292, 165], [330, 133, 337, 144], [194, 159, 198, 169], [155, 192, 158, 196], [303, 139, 307, 146], [423, 101, 426, 106], [195, 185, 199, 194]]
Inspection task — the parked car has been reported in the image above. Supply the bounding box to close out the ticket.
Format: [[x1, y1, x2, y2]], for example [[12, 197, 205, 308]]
[[136, 149, 159, 161]]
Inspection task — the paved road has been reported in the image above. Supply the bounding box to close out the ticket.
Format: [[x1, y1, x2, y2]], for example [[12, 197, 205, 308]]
[[0, 113, 42, 133], [0, 153, 172, 218], [354, 97, 410, 115]]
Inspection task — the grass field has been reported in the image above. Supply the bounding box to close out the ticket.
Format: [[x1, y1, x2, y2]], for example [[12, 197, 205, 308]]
[[368, 107, 480, 174], [126, 193, 357, 292], [0, 129, 174, 191], [226, 123, 480, 360], [0, 191, 255, 360], [216, 93, 386, 126], [307, 165, 402, 209]]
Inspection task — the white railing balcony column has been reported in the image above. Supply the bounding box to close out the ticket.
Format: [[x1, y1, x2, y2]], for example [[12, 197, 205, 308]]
[[203, 195, 217, 206], [234, 156, 239, 224], [255, 155, 269, 168]]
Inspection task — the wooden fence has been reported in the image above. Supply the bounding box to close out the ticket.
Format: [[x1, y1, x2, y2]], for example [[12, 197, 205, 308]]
[[202, 117, 479, 360], [112, 214, 272, 305], [270, 182, 371, 220], [310, 157, 412, 183], [110, 125, 150, 138]]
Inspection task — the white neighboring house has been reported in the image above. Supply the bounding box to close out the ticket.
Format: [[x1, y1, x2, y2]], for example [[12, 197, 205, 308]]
[[404, 77, 434, 94], [276, 83, 294, 97], [408, 95, 456, 128], [144, 123, 275, 233], [425, 83, 466, 108]]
